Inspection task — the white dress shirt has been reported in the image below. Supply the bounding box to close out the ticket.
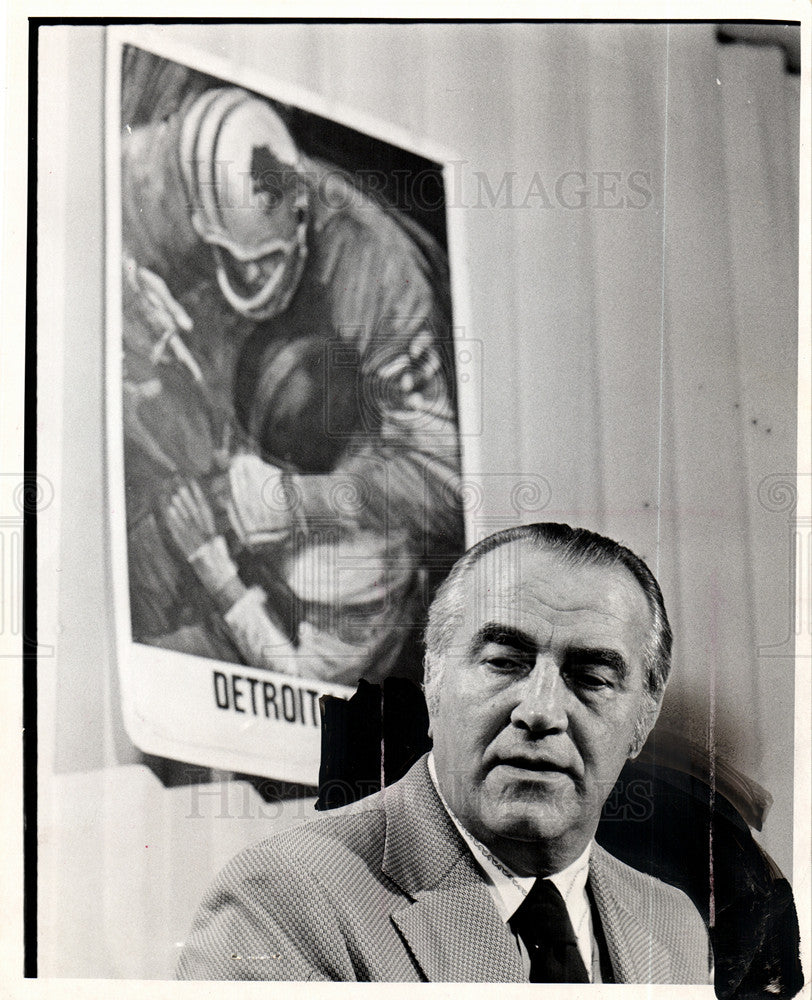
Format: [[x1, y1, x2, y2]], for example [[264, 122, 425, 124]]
[[428, 752, 595, 980]]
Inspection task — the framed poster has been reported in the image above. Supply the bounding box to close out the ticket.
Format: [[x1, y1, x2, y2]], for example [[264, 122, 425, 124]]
[[104, 27, 473, 784]]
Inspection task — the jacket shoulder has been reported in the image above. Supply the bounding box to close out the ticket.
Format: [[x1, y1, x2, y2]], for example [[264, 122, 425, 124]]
[[271, 794, 389, 871], [176, 800, 389, 981], [207, 793, 390, 903]]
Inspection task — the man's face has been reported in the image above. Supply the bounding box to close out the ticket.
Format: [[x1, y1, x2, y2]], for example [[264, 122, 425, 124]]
[[430, 541, 660, 875]]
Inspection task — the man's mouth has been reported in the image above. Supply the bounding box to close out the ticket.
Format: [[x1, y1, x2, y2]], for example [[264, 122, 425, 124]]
[[493, 756, 575, 778]]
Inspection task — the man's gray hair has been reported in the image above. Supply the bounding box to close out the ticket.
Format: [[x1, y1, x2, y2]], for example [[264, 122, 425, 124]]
[[423, 523, 672, 752]]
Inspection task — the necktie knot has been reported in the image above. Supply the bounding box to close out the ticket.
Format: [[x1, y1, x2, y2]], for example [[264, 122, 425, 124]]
[[510, 878, 589, 983]]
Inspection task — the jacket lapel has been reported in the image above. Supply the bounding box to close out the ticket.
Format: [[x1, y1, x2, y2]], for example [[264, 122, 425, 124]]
[[589, 844, 673, 983], [381, 757, 525, 982], [391, 867, 525, 982]]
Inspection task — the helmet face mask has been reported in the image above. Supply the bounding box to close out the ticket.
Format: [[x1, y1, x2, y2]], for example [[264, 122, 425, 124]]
[[211, 231, 307, 321], [180, 87, 310, 320]]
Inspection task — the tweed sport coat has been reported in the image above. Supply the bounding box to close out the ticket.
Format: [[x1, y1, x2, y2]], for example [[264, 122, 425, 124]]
[[177, 755, 711, 982]]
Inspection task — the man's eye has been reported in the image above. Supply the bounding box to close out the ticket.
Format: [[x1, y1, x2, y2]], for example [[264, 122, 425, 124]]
[[567, 669, 614, 691], [484, 656, 526, 672]]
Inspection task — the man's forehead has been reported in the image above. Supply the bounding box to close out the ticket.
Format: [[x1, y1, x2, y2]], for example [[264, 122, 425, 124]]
[[459, 540, 651, 632]]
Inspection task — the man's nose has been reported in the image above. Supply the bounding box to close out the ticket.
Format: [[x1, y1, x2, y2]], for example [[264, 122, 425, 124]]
[[510, 656, 568, 733]]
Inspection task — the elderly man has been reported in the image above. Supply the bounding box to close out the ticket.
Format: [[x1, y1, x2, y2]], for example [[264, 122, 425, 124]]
[[177, 523, 711, 983]]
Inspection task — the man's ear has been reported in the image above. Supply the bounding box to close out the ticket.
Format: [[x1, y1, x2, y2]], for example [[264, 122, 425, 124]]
[[628, 693, 663, 759]]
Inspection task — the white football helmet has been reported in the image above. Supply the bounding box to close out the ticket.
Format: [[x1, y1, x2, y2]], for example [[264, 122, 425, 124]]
[[179, 87, 309, 320]]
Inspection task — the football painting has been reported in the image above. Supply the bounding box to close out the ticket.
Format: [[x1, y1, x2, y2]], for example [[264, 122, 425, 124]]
[[109, 38, 465, 780]]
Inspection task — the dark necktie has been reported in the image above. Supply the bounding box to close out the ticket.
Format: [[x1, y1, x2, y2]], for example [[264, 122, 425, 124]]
[[509, 878, 590, 983]]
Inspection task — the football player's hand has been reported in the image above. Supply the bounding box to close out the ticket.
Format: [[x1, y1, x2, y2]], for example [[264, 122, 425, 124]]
[[122, 257, 202, 380], [164, 480, 216, 559]]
